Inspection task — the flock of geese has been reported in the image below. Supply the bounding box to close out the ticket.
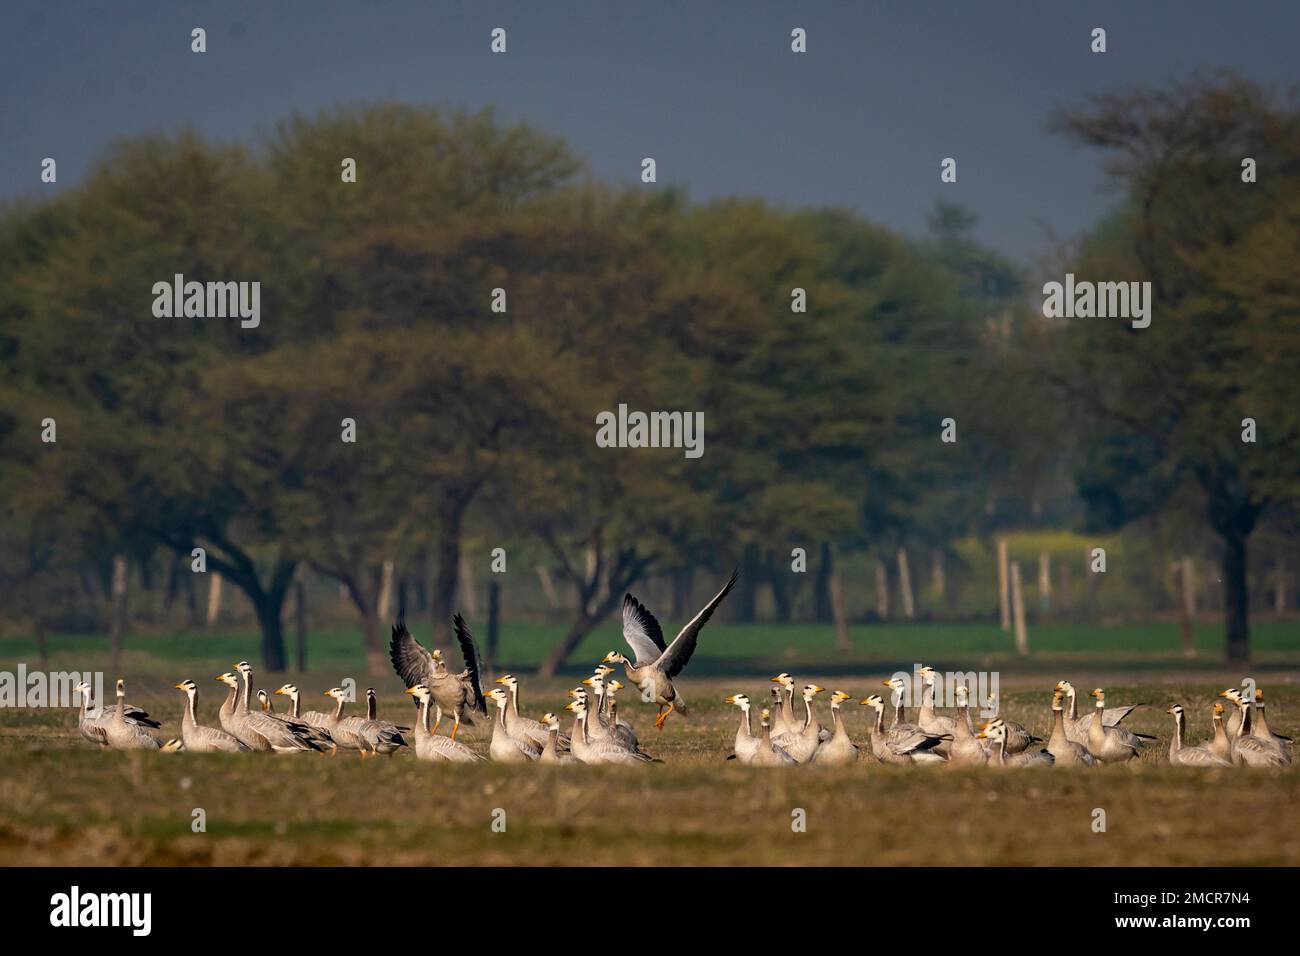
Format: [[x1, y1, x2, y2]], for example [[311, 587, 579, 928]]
[[722, 670, 1292, 769], [66, 569, 1293, 770]]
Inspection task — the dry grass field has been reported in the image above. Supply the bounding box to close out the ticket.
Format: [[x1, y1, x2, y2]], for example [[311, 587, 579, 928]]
[[3, 644, 1299, 866]]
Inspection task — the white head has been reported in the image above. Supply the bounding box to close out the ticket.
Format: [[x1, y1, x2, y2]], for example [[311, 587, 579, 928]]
[[233, 661, 252, 680], [216, 672, 239, 689], [859, 693, 885, 712], [1218, 688, 1245, 707], [600, 651, 626, 665], [725, 693, 750, 711], [830, 690, 852, 707], [1054, 679, 1075, 695], [322, 686, 347, 701], [802, 684, 825, 702], [1089, 688, 1106, 707], [918, 665, 937, 687], [771, 673, 795, 691], [564, 698, 587, 718], [257, 689, 270, 710], [405, 683, 431, 704], [486, 688, 509, 709], [582, 674, 606, 695], [494, 674, 519, 690], [977, 718, 1006, 743], [275, 683, 298, 700], [954, 683, 970, 705], [541, 712, 560, 731], [1166, 703, 1185, 719], [174, 679, 197, 696], [115, 678, 126, 697]]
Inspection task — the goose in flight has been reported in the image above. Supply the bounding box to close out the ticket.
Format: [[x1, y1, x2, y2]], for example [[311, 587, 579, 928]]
[[389, 611, 487, 739], [602, 568, 739, 730]]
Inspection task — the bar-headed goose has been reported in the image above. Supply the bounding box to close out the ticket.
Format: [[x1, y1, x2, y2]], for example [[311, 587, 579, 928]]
[[769, 674, 799, 738], [486, 688, 541, 762], [1250, 689, 1292, 764], [750, 709, 797, 767], [947, 683, 989, 766], [982, 692, 1040, 754], [916, 666, 957, 742], [810, 691, 861, 765], [602, 569, 739, 730], [175, 679, 248, 753], [494, 674, 559, 750], [73, 680, 160, 747], [539, 713, 577, 764], [273, 684, 334, 730], [564, 695, 654, 765], [1085, 688, 1153, 763], [772, 684, 826, 763], [858, 693, 948, 765], [406, 684, 484, 762], [1166, 705, 1231, 767], [1045, 690, 1095, 767], [1218, 698, 1286, 768], [977, 719, 1053, 767], [725, 693, 761, 764], [1055, 679, 1140, 744], [101, 679, 165, 751], [320, 687, 406, 756], [389, 611, 487, 740]]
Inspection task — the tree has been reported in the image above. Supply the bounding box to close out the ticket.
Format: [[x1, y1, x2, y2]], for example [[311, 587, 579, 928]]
[[1046, 72, 1300, 663]]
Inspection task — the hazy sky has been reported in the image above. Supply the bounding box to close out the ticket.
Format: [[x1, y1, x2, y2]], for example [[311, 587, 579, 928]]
[[3, 1, 1297, 262]]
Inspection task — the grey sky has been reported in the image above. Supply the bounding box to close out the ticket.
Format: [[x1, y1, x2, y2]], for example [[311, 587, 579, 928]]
[[3, 0, 1296, 262]]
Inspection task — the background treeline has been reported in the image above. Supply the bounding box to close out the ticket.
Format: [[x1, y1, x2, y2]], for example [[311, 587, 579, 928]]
[[2, 73, 1298, 673]]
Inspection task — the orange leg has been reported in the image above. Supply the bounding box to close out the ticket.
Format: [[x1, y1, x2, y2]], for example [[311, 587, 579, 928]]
[[451, 712, 461, 741], [655, 703, 675, 730]]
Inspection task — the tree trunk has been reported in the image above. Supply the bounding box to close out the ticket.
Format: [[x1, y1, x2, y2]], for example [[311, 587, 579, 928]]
[[1038, 551, 1052, 614], [1010, 561, 1029, 656], [251, 591, 289, 673], [295, 579, 308, 673], [360, 610, 387, 676], [828, 562, 850, 650], [1275, 554, 1288, 614], [996, 537, 1010, 630], [1222, 532, 1250, 666], [874, 559, 889, 620], [377, 559, 395, 620], [814, 543, 834, 622], [205, 572, 223, 627], [538, 611, 599, 678], [896, 548, 915, 619], [429, 502, 466, 650], [929, 549, 945, 606], [109, 555, 128, 675]]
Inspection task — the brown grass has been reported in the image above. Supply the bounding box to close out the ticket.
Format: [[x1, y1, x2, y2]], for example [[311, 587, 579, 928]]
[[2, 672, 1298, 865]]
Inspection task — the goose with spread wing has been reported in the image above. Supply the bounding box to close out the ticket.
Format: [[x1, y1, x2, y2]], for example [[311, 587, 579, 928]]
[[602, 568, 739, 730], [389, 611, 487, 740]]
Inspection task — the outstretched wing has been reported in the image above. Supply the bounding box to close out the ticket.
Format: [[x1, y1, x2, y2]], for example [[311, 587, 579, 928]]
[[389, 610, 436, 688], [658, 568, 739, 679], [453, 613, 488, 715], [621, 594, 667, 666]]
